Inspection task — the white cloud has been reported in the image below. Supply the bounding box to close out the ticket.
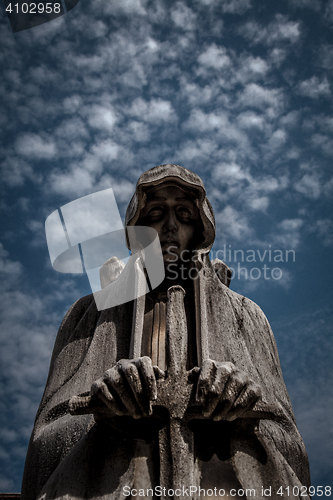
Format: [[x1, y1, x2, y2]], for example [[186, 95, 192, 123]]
[[0, 477, 14, 491], [224, 54, 272, 88], [279, 110, 299, 128], [266, 128, 287, 151], [95, 175, 135, 204], [55, 117, 89, 140], [15, 133, 57, 160], [238, 83, 279, 108], [269, 47, 288, 66], [63, 95, 84, 114], [197, 0, 252, 14], [179, 78, 221, 106], [90, 140, 120, 162], [126, 121, 151, 142], [86, 105, 118, 132], [309, 219, 333, 247], [243, 56, 269, 74], [185, 108, 228, 131], [221, 0, 252, 14], [273, 218, 304, 248], [69, 54, 107, 73], [295, 173, 321, 199], [0, 157, 37, 187], [248, 196, 269, 211], [216, 205, 252, 241], [49, 166, 96, 197], [92, 0, 147, 15], [324, 0, 333, 22], [323, 176, 333, 196], [214, 161, 250, 183], [28, 64, 60, 85], [184, 109, 249, 150], [238, 83, 285, 116], [240, 15, 301, 46], [278, 218, 303, 232], [0, 243, 22, 285], [28, 13, 65, 43], [297, 76, 331, 98], [315, 115, 333, 133], [318, 43, 333, 70], [4, 69, 22, 87], [311, 133, 333, 156], [127, 98, 176, 123], [231, 267, 292, 294], [175, 138, 220, 163], [171, 2, 197, 30], [27, 220, 46, 247], [198, 44, 231, 70], [195, 50, 272, 89], [288, 0, 322, 10], [237, 111, 265, 130], [213, 162, 284, 212]]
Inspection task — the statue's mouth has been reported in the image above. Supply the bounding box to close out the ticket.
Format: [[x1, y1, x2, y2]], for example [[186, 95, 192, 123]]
[[161, 240, 179, 247], [161, 241, 180, 252]]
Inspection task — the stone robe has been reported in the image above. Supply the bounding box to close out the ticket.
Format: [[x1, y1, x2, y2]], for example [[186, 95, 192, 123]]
[[21, 255, 310, 500]]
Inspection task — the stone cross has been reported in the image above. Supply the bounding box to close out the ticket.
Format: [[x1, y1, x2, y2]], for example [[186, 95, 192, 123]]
[[69, 285, 281, 500]]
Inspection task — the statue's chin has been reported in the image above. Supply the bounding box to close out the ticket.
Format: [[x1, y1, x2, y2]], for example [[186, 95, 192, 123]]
[[163, 255, 182, 267], [162, 253, 179, 265]]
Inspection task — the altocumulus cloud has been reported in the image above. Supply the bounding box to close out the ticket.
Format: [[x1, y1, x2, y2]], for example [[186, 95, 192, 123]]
[[0, 0, 332, 491]]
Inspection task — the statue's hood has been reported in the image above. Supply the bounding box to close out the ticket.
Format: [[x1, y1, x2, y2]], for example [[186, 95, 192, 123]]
[[125, 164, 215, 255]]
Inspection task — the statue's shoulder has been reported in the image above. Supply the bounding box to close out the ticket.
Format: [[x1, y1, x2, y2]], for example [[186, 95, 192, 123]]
[[211, 259, 269, 324], [60, 255, 125, 328], [53, 293, 97, 353], [226, 285, 268, 321], [60, 293, 96, 329], [211, 258, 232, 288]]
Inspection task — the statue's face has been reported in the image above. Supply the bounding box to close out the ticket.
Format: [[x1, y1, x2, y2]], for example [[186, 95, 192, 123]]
[[138, 185, 199, 264]]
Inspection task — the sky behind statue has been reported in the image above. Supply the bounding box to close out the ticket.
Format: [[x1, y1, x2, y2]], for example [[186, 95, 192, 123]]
[[0, 0, 332, 493]]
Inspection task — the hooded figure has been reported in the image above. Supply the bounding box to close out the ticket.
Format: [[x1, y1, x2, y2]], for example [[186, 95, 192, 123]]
[[21, 165, 310, 500]]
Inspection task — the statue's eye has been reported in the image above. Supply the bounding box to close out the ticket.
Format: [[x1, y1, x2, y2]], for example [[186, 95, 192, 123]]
[[177, 208, 192, 222], [148, 207, 164, 220]]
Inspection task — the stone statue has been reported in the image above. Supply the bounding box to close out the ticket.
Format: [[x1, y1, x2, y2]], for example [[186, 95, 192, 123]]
[[21, 165, 310, 500]]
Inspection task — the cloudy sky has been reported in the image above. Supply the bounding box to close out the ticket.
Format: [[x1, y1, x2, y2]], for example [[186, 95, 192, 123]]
[[0, 0, 333, 493]]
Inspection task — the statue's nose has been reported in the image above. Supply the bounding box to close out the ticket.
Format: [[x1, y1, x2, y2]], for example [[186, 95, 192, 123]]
[[164, 210, 178, 232]]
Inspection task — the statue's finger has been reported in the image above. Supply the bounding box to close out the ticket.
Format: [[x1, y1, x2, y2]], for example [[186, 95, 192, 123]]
[[136, 356, 158, 403], [196, 359, 216, 404], [188, 366, 200, 383], [202, 364, 231, 417], [225, 383, 261, 421], [90, 378, 124, 417], [122, 361, 149, 417], [106, 364, 142, 419], [212, 370, 249, 421], [153, 365, 166, 381]]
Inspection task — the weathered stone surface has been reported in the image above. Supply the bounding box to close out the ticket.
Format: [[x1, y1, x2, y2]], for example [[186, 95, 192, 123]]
[[21, 165, 310, 500]]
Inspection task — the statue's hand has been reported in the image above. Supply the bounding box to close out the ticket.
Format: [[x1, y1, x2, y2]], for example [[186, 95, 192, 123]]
[[91, 356, 161, 419], [195, 359, 262, 421]]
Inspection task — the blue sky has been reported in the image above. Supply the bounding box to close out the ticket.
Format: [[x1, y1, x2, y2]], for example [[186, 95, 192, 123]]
[[0, 0, 332, 493]]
